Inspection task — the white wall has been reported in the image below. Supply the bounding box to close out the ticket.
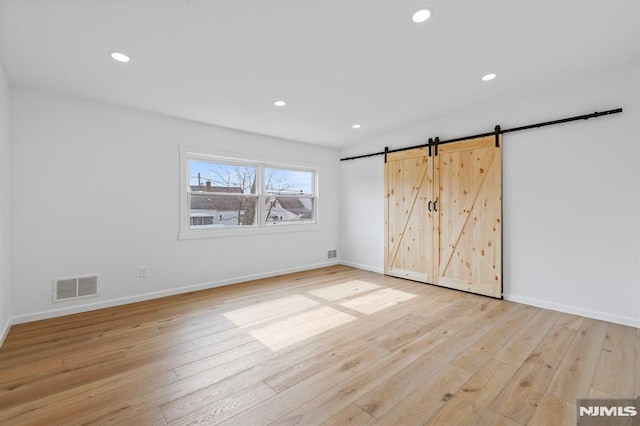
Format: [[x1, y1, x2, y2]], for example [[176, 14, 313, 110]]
[[0, 64, 11, 341], [340, 62, 640, 327], [10, 88, 340, 322], [339, 154, 384, 273]]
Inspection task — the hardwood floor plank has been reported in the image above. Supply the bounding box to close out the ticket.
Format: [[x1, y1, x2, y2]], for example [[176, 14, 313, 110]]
[[175, 342, 271, 381], [372, 365, 471, 425], [165, 381, 275, 425], [339, 287, 417, 314], [247, 307, 358, 351], [527, 395, 576, 426], [113, 407, 168, 426], [452, 305, 539, 374], [474, 409, 521, 426], [218, 345, 390, 426], [426, 359, 518, 425], [307, 280, 382, 302], [590, 322, 637, 398], [490, 324, 577, 424], [269, 303, 521, 425], [0, 357, 63, 385], [67, 343, 292, 425], [546, 318, 608, 403], [321, 404, 376, 426], [554, 312, 584, 330], [352, 300, 503, 419], [263, 338, 370, 393], [375, 298, 478, 352], [0, 352, 128, 408], [0, 366, 179, 425], [493, 309, 560, 367]]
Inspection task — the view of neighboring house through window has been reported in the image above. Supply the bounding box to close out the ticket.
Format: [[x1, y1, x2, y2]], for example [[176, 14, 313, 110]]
[[187, 157, 316, 230], [189, 161, 258, 227], [264, 167, 315, 224]]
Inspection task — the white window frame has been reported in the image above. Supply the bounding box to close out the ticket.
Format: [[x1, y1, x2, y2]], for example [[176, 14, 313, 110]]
[[179, 146, 319, 239]]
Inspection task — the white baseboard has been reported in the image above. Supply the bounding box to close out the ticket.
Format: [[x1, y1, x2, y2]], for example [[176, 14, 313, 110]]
[[0, 317, 10, 348], [504, 294, 640, 328], [339, 260, 384, 274], [11, 261, 339, 325]]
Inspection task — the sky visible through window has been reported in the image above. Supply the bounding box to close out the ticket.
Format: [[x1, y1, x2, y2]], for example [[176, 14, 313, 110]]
[[190, 160, 314, 194]]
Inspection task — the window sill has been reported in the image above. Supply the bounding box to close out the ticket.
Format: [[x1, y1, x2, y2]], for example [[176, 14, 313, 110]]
[[179, 223, 322, 240]]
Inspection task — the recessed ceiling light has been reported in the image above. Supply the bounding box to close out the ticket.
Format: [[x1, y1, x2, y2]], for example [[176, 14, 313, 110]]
[[274, 100, 287, 107], [109, 51, 130, 63], [352, 124, 362, 129], [412, 9, 431, 23], [482, 73, 497, 81]]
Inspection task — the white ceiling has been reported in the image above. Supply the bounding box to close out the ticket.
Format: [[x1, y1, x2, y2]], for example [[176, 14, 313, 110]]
[[1, 0, 638, 148]]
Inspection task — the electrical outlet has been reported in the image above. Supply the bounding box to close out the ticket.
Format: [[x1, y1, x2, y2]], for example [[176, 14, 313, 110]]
[[139, 266, 148, 277]]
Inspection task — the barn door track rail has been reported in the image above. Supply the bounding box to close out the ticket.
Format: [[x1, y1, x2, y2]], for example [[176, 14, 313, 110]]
[[340, 108, 623, 162]]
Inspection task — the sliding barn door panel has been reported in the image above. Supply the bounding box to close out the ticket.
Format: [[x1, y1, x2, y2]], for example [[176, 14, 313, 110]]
[[385, 148, 436, 282], [436, 137, 502, 297], [384, 136, 502, 298]]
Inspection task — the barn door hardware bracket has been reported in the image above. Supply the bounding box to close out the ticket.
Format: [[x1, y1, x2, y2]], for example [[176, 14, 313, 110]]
[[428, 138, 433, 157], [384, 146, 389, 163], [340, 108, 623, 161], [494, 125, 501, 147], [434, 137, 440, 156]]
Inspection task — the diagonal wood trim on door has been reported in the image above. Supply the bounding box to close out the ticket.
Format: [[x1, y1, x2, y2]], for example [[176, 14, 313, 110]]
[[387, 156, 430, 269], [438, 148, 496, 275]]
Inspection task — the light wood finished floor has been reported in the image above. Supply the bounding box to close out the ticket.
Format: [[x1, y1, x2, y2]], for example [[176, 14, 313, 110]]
[[1, 265, 638, 425]]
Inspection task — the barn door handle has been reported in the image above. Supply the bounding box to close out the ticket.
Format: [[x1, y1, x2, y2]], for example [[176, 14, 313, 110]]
[[433, 201, 438, 212], [427, 201, 432, 211]]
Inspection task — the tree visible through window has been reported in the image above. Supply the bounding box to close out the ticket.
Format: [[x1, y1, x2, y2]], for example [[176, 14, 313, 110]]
[[264, 167, 314, 224], [187, 158, 316, 230]]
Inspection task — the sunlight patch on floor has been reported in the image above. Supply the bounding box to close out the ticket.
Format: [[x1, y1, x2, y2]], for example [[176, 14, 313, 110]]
[[222, 282, 415, 351], [248, 306, 357, 351], [223, 294, 319, 328], [308, 280, 381, 301], [340, 288, 417, 314]]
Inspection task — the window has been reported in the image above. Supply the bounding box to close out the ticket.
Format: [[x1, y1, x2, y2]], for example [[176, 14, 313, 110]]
[[188, 160, 258, 228], [264, 167, 315, 224], [180, 148, 318, 238]]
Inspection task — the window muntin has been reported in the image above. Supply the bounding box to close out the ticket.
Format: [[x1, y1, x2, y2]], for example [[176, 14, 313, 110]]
[[185, 155, 317, 234]]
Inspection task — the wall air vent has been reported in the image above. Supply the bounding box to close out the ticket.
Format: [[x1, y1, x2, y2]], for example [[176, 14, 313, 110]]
[[327, 249, 337, 260], [53, 275, 99, 302]]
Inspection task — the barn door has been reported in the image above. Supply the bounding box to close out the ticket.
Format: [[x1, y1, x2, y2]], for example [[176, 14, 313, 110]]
[[384, 135, 502, 299], [385, 147, 437, 282], [436, 136, 502, 297]]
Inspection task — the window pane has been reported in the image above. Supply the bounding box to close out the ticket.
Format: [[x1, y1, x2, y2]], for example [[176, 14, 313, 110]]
[[264, 196, 314, 224], [190, 193, 258, 227], [190, 160, 257, 194], [264, 167, 314, 195]]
